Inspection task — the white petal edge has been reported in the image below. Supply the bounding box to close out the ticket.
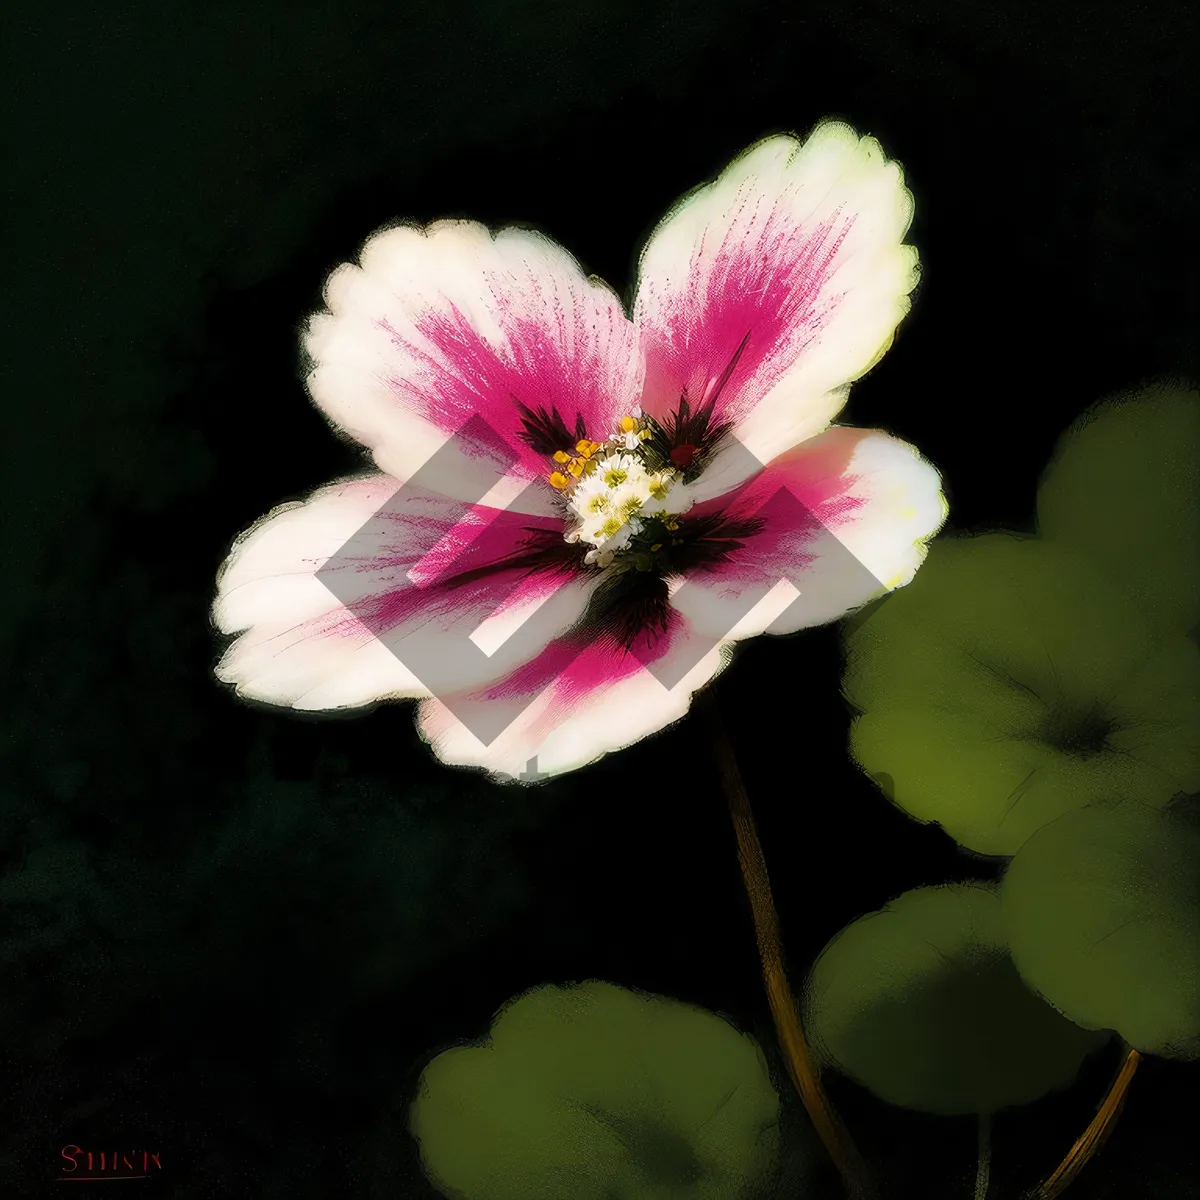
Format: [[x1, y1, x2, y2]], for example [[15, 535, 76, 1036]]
[[213, 474, 598, 712], [669, 431, 948, 641], [305, 220, 641, 512], [415, 637, 738, 782], [635, 121, 919, 472]]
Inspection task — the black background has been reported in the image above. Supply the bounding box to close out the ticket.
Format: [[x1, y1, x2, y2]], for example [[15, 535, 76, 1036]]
[[4, 0, 1197, 1196]]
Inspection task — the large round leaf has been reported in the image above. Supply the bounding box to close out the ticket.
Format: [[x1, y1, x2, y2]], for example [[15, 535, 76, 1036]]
[[843, 532, 1200, 855], [804, 883, 1107, 1115], [1037, 382, 1200, 637], [410, 981, 784, 1200], [1002, 798, 1200, 1059]]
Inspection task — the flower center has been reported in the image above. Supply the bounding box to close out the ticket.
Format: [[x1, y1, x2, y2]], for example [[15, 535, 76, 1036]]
[[546, 411, 693, 568]]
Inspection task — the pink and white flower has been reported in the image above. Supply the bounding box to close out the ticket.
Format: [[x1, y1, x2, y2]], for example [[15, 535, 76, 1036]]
[[213, 120, 947, 781]]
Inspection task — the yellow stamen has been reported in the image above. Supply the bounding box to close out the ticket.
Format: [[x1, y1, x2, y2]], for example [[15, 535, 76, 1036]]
[[649, 478, 670, 500], [637, 429, 653, 441], [650, 543, 662, 552], [568, 458, 586, 477], [618, 415, 638, 433], [604, 468, 627, 487], [599, 517, 624, 539], [576, 439, 601, 457], [549, 471, 569, 490], [552, 450, 571, 464], [664, 517, 680, 531]]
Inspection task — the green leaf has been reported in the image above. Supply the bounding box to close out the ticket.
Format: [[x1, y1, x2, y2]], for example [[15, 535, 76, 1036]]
[[803, 883, 1108, 1115], [410, 980, 784, 1200], [1001, 798, 1200, 1059], [1037, 381, 1200, 637], [843, 532, 1200, 855]]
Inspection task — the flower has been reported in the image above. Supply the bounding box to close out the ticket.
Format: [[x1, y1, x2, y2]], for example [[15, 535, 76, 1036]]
[[212, 120, 947, 782]]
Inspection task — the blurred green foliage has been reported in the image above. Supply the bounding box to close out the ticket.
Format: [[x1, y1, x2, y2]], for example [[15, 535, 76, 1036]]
[[1037, 383, 1200, 638], [410, 981, 788, 1200], [1002, 797, 1200, 1060], [829, 381, 1200, 1199], [844, 532, 1200, 856], [803, 883, 1106, 1115]]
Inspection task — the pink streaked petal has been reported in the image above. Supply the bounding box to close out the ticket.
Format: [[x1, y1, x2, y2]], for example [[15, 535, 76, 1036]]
[[668, 427, 947, 640], [634, 122, 918, 468], [213, 474, 597, 710], [415, 613, 736, 781], [304, 221, 641, 511]]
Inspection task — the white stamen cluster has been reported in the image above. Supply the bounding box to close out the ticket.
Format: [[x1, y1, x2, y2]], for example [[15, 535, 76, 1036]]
[[555, 412, 693, 568]]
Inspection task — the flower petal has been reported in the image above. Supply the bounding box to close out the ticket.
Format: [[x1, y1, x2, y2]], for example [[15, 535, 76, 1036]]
[[305, 221, 641, 511], [415, 615, 735, 781], [634, 121, 918, 469], [213, 474, 598, 710], [667, 427, 946, 641]]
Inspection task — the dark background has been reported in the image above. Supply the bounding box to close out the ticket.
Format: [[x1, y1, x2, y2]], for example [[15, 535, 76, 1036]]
[[4, 0, 1197, 1195]]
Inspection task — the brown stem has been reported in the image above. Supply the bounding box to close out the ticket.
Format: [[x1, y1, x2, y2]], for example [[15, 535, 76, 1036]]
[[975, 1112, 992, 1200], [701, 690, 876, 1200], [1030, 1046, 1142, 1200]]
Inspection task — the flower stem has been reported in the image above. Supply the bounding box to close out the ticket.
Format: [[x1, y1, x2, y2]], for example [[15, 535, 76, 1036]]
[[700, 690, 876, 1200], [975, 1113, 992, 1200], [1029, 1046, 1141, 1200]]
